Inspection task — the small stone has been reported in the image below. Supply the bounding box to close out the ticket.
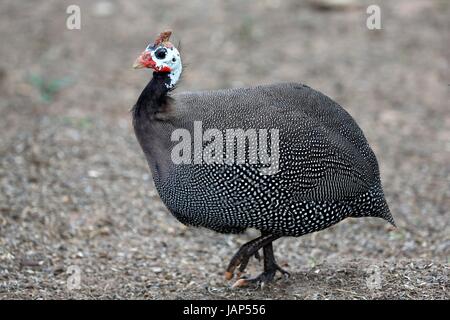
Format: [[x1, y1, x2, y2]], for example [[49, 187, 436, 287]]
[[88, 170, 101, 178], [151, 267, 163, 274]]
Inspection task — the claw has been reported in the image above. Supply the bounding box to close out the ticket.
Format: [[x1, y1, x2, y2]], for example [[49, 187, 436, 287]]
[[277, 266, 291, 279], [224, 271, 233, 280], [282, 271, 290, 280]]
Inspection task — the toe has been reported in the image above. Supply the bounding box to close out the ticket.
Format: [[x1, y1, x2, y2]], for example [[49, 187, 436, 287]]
[[231, 278, 249, 289]]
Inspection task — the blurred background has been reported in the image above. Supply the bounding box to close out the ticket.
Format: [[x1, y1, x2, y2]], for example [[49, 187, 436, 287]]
[[0, 0, 448, 299]]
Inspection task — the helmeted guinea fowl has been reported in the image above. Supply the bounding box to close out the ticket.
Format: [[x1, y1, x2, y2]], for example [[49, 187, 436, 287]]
[[132, 31, 395, 288]]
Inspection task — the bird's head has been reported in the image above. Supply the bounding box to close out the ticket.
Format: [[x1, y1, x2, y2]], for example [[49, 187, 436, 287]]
[[133, 30, 182, 89]]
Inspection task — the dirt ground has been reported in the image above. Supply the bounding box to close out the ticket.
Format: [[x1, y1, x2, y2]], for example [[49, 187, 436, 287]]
[[0, 0, 448, 299]]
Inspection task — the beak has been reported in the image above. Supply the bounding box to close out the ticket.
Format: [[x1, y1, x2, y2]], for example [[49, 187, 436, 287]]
[[133, 59, 144, 69], [133, 53, 146, 69], [133, 50, 153, 69]]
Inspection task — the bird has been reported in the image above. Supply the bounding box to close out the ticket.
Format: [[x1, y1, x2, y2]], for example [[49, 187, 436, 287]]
[[132, 31, 395, 288]]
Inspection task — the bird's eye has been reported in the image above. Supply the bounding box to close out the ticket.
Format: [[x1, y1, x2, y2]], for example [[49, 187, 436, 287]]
[[155, 48, 167, 59]]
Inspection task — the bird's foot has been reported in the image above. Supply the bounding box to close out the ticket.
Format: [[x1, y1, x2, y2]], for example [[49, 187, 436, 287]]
[[231, 265, 290, 289], [224, 251, 252, 280], [224, 233, 280, 281], [224, 249, 263, 280], [225, 244, 263, 280]]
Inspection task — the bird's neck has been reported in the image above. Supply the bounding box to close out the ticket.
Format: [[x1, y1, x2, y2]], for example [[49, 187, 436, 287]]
[[134, 72, 171, 117]]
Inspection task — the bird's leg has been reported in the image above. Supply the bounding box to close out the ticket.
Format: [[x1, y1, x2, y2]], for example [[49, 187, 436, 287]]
[[254, 250, 261, 261], [224, 233, 279, 281], [231, 241, 290, 288]]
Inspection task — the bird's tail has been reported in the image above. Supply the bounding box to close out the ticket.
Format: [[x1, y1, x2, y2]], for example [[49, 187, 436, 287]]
[[378, 197, 396, 227], [352, 185, 396, 227]]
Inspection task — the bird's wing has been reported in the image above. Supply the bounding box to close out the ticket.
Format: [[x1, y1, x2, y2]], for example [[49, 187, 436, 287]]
[[276, 119, 374, 202], [173, 83, 378, 202]]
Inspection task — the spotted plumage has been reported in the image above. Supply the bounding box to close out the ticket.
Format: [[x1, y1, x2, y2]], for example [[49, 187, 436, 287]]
[[134, 83, 393, 235]]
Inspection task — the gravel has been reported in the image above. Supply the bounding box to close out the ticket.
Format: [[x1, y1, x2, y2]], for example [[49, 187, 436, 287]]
[[0, 0, 448, 299]]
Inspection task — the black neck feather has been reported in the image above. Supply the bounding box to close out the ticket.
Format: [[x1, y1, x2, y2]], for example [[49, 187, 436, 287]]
[[134, 72, 171, 118]]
